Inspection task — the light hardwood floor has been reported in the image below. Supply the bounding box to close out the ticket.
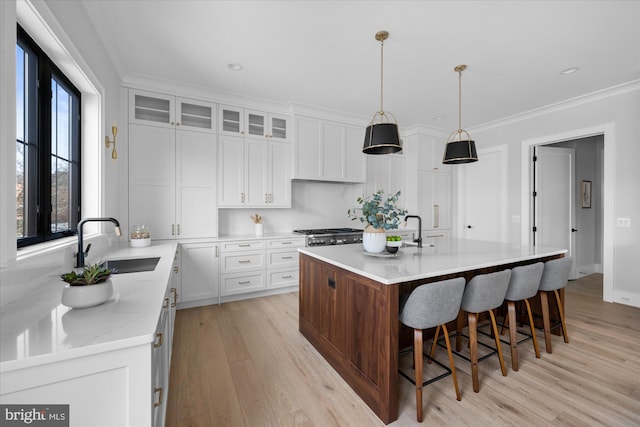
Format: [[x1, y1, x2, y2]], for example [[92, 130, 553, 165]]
[[166, 274, 640, 426]]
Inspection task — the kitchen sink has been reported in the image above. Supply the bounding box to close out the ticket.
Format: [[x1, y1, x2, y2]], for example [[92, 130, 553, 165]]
[[101, 257, 160, 274]]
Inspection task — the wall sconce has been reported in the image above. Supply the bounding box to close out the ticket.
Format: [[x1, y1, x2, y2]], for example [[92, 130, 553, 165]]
[[105, 121, 118, 159]]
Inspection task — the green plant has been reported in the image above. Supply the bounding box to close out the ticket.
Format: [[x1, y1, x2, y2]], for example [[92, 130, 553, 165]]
[[60, 263, 114, 286], [348, 190, 407, 230]]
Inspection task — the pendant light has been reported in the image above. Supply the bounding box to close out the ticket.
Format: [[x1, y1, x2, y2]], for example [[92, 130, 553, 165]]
[[363, 31, 402, 155], [443, 64, 478, 164]]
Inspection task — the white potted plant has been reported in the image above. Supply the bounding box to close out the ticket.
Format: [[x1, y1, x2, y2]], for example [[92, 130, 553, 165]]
[[348, 190, 407, 253], [60, 263, 115, 308]]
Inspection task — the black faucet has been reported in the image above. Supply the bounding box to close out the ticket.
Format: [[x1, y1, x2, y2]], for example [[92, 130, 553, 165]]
[[404, 215, 422, 248], [76, 217, 122, 267]]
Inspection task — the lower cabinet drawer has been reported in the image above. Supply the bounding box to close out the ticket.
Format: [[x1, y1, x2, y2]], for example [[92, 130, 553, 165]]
[[268, 269, 299, 289], [220, 252, 265, 274], [268, 250, 299, 268], [221, 272, 266, 296]]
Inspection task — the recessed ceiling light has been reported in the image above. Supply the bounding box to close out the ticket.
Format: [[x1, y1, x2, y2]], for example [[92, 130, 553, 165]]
[[432, 115, 445, 121], [560, 67, 579, 75], [227, 63, 243, 71]]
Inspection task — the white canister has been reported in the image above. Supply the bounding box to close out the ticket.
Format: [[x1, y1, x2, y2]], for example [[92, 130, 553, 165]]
[[254, 223, 264, 236]]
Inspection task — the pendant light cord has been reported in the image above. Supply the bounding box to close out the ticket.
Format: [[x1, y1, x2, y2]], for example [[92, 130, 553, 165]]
[[380, 39, 384, 114], [458, 68, 462, 133]]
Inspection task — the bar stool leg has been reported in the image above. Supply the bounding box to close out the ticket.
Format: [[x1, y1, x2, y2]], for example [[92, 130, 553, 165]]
[[468, 312, 480, 392], [524, 298, 541, 358], [507, 301, 519, 371], [414, 328, 424, 422], [554, 289, 570, 344], [540, 291, 553, 353], [456, 310, 465, 352], [441, 324, 461, 401], [489, 309, 507, 377], [428, 325, 441, 364]]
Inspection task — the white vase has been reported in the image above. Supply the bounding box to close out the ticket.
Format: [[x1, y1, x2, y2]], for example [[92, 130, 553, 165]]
[[362, 226, 387, 253], [61, 279, 114, 309]]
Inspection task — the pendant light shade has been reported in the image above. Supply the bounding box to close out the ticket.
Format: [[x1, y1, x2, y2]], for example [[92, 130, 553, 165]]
[[363, 31, 402, 155], [443, 65, 478, 164]]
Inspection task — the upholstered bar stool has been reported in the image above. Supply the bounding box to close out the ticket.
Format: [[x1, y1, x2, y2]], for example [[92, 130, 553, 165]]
[[399, 277, 466, 422], [538, 256, 572, 353], [452, 270, 511, 393], [502, 262, 544, 371]]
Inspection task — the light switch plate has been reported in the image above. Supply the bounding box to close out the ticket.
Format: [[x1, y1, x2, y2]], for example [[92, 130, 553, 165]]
[[616, 218, 631, 227], [511, 215, 520, 223]]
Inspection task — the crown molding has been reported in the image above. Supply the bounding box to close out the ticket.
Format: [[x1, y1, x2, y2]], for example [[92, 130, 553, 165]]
[[470, 79, 640, 133]]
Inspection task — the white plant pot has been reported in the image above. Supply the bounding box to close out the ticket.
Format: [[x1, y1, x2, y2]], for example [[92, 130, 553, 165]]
[[61, 279, 114, 309], [362, 226, 387, 253]]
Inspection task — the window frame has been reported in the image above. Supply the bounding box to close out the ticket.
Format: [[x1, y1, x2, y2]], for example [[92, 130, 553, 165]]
[[17, 25, 81, 248]]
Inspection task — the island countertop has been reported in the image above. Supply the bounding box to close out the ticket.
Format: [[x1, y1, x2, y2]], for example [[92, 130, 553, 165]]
[[299, 238, 567, 285]]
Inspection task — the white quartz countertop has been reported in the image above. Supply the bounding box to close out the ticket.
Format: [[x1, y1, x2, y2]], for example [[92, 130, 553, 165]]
[[299, 238, 567, 285], [0, 241, 178, 373]]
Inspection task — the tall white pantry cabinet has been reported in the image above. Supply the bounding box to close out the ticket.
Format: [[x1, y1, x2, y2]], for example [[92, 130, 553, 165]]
[[128, 89, 218, 240]]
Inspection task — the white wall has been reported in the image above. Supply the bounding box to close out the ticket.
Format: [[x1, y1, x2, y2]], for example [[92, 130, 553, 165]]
[[471, 83, 640, 306]]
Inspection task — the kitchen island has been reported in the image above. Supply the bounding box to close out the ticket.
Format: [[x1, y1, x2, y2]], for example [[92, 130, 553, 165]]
[[298, 238, 566, 424]]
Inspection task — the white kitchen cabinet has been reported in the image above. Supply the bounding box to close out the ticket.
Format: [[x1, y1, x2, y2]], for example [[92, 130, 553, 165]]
[[220, 240, 267, 296], [218, 135, 291, 208], [129, 124, 217, 240], [218, 105, 290, 142], [294, 116, 366, 183], [365, 153, 406, 208], [180, 242, 219, 303], [417, 134, 448, 172], [267, 237, 305, 290], [129, 89, 216, 133], [418, 171, 452, 230], [152, 287, 172, 427]]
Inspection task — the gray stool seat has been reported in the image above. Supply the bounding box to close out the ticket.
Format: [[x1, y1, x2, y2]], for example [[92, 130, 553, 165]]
[[539, 257, 572, 353], [502, 263, 544, 370], [399, 277, 466, 422], [454, 269, 511, 393]]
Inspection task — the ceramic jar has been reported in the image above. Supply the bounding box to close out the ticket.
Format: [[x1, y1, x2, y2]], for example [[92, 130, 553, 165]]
[[362, 225, 387, 253]]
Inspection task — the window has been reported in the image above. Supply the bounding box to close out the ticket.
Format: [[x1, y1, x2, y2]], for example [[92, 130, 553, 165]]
[[16, 25, 81, 248]]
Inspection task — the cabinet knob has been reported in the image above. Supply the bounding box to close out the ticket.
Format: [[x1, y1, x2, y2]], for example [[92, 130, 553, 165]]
[[173, 266, 179, 273]]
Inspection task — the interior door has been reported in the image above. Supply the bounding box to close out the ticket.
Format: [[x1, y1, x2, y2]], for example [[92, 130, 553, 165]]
[[534, 146, 576, 278], [461, 146, 508, 242]]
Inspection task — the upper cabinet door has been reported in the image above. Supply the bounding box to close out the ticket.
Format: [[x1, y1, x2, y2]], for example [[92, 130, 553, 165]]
[[129, 89, 175, 128], [245, 110, 291, 142], [219, 105, 245, 137], [176, 98, 216, 133], [245, 110, 267, 139], [269, 114, 290, 142]]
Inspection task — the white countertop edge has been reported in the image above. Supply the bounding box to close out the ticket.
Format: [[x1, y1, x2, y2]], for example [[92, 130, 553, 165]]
[[298, 244, 568, 285], [0, 333, 154, 373]]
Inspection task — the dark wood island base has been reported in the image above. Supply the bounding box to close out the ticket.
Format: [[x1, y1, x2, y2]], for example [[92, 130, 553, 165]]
[[298, 250, 565, 424]]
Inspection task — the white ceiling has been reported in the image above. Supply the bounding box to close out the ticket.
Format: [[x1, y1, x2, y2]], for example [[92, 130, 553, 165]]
[[82, 0, 640, 131]]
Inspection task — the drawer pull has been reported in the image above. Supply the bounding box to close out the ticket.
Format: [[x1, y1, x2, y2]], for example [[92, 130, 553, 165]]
[[238, 260, 251, 263], [163, 297, 170, 308], [238, 281, 251, 285], [153, 387, 163, 407], [281, 256, 294, 260], [154, 333, 164, 348], [328, 278, 336, 289], [280, 241, 292, 245], [281, 275, 293, 279], [238, 244, 251, 247], [426, 234, 444, 238], [171, 288, 178, 307]]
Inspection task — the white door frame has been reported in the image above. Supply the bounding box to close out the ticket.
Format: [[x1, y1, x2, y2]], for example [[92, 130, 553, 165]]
[[520, 124, 615, 301]]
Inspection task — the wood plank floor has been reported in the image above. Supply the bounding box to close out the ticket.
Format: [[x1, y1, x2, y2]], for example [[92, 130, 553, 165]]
[[166, 274, 640, 426]]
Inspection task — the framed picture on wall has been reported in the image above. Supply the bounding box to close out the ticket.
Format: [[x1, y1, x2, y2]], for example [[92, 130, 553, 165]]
[[581, 180, 592, 208]]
